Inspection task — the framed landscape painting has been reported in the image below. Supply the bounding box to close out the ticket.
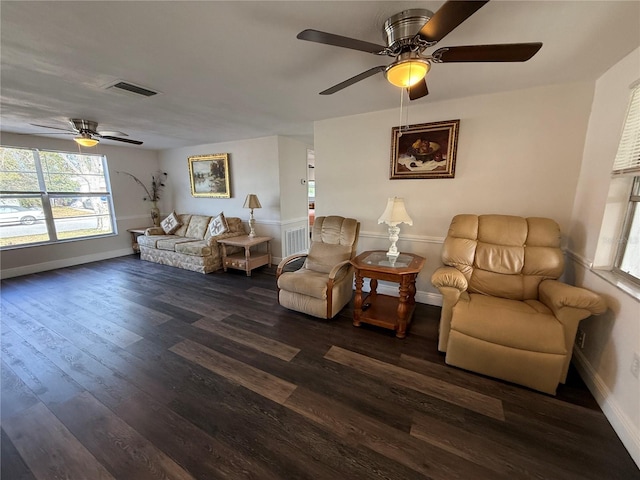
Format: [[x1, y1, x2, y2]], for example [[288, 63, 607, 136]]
[[390, 119, 460, 179], [188, 153, 231, 198]]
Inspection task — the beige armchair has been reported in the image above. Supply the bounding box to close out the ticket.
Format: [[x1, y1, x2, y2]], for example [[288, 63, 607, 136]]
[[431, 214, 606, 394], [277, 216, 360, 319]]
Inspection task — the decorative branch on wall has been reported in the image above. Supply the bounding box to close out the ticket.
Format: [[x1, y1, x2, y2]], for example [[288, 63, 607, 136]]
[[117, 171, 168, 202], [117, 170, 168, 226], [390, 120, 460, 179]]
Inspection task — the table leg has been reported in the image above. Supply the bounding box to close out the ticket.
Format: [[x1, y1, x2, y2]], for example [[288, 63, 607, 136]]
[[396, 276, 411, 338], [353, 272, 364, 327], [221, 244, 228, 272], [267, 241, 272, 267], [131, 232, 140, 253], [369, 278, 378, 302], [245, 246, 251, 276]]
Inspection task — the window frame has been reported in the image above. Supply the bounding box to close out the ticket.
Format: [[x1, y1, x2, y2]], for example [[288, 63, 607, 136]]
[[613, 175, 640, 285], [0, 145, 117, 250]]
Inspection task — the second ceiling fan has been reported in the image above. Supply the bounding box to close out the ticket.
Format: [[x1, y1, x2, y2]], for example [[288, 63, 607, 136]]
[[297, 0, 542, 100], [31, 119, 143, 146]]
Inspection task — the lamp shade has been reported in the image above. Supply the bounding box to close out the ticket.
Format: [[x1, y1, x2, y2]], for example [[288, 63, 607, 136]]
[[74, 135, 99, 147], [385, 58, 430, 88], [243, 194, 262, 209], [378, 197, 413, 226]]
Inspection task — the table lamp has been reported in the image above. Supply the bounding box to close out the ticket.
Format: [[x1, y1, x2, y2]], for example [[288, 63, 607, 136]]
[[243, 194, 262, 237], [377, 197, 413, 258]]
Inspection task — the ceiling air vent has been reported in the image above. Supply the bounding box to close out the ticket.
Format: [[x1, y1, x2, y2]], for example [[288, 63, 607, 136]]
[[105, 81, 158, 98]]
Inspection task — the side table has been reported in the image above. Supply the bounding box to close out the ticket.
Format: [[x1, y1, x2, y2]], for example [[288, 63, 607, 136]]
[[127, 227, 151, 254], [218, 235, 272, 276], [350, 250, 426, 338]]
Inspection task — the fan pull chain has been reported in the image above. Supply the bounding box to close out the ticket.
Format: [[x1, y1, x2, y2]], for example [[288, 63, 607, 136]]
[[397, 87, 410, 136], [398, 87, 405, 136]]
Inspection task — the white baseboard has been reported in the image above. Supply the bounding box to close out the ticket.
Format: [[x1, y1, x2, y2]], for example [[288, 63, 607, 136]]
[[572, 347, 640, 469], [0, 248, 133, 279]]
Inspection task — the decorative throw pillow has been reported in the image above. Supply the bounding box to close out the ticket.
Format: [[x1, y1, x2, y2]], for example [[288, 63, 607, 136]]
[[208, 212, 228, 236], [161, 211, 181, 234]]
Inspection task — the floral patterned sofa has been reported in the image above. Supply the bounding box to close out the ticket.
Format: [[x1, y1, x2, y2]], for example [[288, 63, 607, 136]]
[[137, 213, 246, 273]]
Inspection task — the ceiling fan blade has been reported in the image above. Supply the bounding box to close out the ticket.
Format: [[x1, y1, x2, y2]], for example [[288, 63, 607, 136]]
[[99, 135, 143, 145], [408, 79, 429, 100], [319, 66, 386, 95], [30, 123, 74, 133], [297, 29, 387, 54], [97, 130, 128, 137], [418, 0, 489, 43], [433, 43, 542, 62]]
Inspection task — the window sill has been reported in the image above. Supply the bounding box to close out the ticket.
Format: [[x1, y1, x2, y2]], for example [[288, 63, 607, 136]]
[[591, 268, 640, 302]]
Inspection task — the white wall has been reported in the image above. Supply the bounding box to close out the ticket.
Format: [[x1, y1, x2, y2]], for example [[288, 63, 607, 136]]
[[158, 135, 310, 260], [567, 47, 640, 467], [0, 132, 159, 277], [315, 82, 595, 301]]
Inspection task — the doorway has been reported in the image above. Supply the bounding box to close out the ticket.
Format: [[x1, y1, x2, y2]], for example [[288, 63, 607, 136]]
[[307, 149, 315, 229]]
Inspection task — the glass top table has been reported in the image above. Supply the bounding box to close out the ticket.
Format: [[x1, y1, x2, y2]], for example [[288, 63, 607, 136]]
[[350, 250, 426, 338], [362, 251, 414, 268]]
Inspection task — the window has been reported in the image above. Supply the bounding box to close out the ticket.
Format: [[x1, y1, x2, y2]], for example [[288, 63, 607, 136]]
[[0, 146, 116, 248], [611, 82, 640, 284], [614, 176, 640, 282]]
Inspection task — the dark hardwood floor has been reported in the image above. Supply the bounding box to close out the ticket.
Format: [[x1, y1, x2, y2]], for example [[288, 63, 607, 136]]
[[1, 255, 638, 480]]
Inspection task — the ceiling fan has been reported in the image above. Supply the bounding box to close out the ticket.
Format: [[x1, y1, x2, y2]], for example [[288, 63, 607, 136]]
[[30, 118, 143, 146], [297, 0, 542, 100]]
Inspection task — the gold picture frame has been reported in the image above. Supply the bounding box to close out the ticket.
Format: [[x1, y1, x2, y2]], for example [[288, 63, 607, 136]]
[[188, 153, 231, 198], [390, 119, 460, 179]]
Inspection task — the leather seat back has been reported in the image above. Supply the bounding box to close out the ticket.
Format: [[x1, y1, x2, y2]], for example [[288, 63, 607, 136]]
[[441, 214, 564, 300]]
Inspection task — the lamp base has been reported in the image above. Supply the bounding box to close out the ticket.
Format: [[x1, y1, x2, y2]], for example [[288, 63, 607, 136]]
[[386, 225, 401, 258], [248, 212, 256, 238]]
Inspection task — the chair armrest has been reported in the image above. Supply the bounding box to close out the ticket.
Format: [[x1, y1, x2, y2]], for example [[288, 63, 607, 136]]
[[431, 267, 468, 292], [328, 260, 352, 280], [145, 227, 164, 235], [539, 279, 607, 317], [431, 267, 468, 352], [276, 253, 308, 278]]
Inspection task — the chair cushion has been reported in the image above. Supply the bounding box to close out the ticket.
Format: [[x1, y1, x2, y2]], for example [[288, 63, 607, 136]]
[[277, 269, 329, 300], [137, 234, 176, 248], [305, 242, 352, 274], [451, 293, 566, 354], [175, 240, 213, 257], [305, 216, 359, 273], [185, 215, 212, 239], [173, 214, 193, 237], [156, 237, 199, 251]]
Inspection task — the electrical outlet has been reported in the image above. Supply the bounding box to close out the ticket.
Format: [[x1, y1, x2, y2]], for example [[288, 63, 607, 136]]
[[631, 352, 640, 379], [575, 329, 586, 349]]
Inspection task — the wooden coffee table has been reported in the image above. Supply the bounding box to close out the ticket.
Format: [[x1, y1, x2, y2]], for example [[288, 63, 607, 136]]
[[218, 235, 272, 276], [350, 250, 425, 338]]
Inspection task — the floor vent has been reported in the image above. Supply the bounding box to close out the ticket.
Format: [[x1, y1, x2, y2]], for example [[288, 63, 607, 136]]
[[105, 81, 158, 97], [285, 227, 308, 256]]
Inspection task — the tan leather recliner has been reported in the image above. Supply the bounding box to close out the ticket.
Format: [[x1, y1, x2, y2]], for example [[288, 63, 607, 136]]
[[431, 214, 606, 394], [277, 216, 360, 319]]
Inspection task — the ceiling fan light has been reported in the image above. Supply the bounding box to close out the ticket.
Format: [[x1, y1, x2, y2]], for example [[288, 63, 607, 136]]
[[385, 59, 430, 88], [74, 135, 99, 147]]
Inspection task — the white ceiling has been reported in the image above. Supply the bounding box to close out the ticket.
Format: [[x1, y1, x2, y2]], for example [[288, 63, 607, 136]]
[[1, 1, 639, 150]]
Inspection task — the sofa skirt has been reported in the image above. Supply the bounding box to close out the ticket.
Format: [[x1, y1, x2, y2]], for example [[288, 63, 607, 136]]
[[140, 246, 220, 274]]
